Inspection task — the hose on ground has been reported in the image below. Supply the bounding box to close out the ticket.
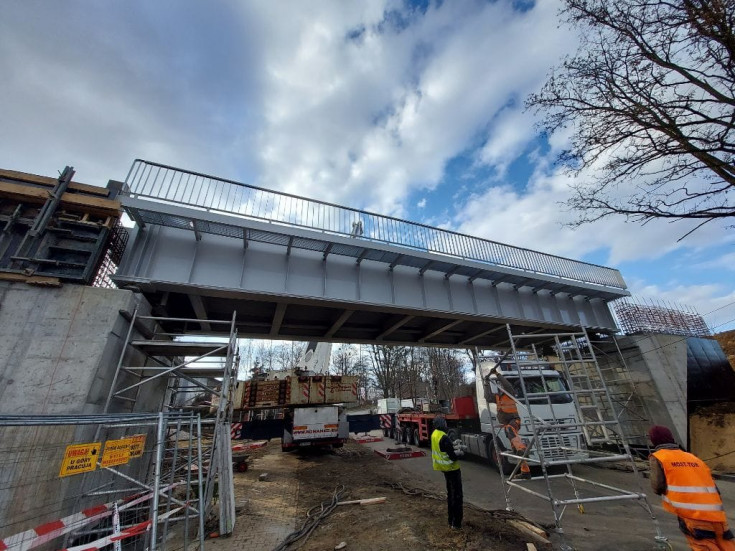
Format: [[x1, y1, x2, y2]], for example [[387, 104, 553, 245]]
[[272, 485, 347, 551]]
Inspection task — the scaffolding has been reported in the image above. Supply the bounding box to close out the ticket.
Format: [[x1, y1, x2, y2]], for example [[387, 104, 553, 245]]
[[101, 308, 240, 544], [485, 325, 670, 550]]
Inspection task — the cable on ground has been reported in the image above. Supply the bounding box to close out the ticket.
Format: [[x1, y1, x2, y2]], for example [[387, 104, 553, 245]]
[[272, 484, 347, 551]]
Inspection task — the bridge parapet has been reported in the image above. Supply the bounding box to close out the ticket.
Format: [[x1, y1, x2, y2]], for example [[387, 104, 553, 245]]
[[122, 160, 627, 293]]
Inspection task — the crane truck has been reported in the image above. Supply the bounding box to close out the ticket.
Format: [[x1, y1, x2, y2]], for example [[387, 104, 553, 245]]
[[396, 355, 587, 473], [235, 342, 358, 451]]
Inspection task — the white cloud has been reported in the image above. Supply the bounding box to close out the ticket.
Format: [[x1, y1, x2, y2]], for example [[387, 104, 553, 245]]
[[477, 109, 538, 178], [690, 251, 735, 272], [451, 157, 734, 267], [0, 2, 262, 185], [1, 0, 732, 331], [241, 0, 576, 216]]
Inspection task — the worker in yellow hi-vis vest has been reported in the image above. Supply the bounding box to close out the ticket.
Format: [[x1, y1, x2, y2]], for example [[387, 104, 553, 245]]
[[649, 425, 734, 550], [431, 416, 464, 529]]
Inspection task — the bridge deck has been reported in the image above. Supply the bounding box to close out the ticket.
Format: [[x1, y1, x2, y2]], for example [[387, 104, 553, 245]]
[[113, 160, 628, 345]]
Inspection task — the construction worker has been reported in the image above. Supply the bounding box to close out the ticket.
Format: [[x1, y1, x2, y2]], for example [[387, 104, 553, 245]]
[[431, 416, 464, 529], [488, 365, 531, 478], [648, 425, 734, 550]]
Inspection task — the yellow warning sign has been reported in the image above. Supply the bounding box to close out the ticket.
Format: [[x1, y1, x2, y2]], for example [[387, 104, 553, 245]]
[[59, 442, 101, 477], [128, 434, 146, 458], [101, 438, 132, 468]]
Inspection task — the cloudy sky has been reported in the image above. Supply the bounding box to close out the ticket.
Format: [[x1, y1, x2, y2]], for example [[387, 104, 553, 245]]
[[2, 0, 734, 332]]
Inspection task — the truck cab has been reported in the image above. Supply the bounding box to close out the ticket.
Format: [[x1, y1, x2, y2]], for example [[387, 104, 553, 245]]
[[477, 359, 587, 473]]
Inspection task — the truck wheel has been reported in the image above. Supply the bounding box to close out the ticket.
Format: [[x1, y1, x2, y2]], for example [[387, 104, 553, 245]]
[[447, 428, 459, 442], [382, 428, 389, 437], [413, 428, 421, 447], [488, 439, 514, 475]]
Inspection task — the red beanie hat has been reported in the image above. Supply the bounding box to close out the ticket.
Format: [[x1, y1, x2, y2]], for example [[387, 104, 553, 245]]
[[648, 425, 676, 447]]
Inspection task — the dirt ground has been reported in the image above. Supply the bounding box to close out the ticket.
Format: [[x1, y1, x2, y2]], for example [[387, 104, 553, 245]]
[[227, 439, 549, 551]]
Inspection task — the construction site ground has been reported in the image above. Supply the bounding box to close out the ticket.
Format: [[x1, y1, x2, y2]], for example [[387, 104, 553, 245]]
[[210, 436, 549, 551], [203, 432, 735, 551]]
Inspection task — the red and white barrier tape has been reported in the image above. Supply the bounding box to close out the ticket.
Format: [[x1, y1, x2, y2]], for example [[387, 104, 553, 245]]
[[0, 483, 182, 551], [59, 507, 182, 551]]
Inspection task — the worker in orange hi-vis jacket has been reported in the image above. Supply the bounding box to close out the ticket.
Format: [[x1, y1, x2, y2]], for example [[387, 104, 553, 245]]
[[648, 425, 734, 550], [488, 365, 531, 478]]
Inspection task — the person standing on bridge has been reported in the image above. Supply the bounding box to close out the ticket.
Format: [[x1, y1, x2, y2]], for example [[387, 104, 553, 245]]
[[431, 416, 464, 530], [648, 425, 734, 550], [488, 365, 532, 478]]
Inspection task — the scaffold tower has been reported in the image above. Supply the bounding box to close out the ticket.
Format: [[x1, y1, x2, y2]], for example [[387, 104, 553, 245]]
[[483, 324, 670, 551]]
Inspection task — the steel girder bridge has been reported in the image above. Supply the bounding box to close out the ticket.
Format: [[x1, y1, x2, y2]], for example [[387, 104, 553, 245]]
[[113, 160, 629, 347]]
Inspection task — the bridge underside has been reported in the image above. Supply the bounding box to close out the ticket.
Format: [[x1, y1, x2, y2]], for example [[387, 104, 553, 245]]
[[116, 279, 603, 348], [114, 197, 626, 348]]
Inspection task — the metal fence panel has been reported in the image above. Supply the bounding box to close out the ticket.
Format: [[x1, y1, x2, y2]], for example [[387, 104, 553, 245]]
[[0, 413, 203, 551]]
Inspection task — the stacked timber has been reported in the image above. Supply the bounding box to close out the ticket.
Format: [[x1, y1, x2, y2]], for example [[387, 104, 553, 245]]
[[238, 375, 358, 409]]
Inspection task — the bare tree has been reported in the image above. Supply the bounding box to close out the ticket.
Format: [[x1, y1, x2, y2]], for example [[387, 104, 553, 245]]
[[332, 343, 358, 376], [368, 345, 409, 398], [254, 341, 275, 373], [399, 347, 429, 401], [426, 348, 468, 401], [273, 341, 305, 371], [332, 344, 373, 402], [527, 0, 735, 234]]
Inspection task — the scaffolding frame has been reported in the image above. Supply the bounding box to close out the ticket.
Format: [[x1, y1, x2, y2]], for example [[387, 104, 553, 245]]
[[101, 308, 240, 542], [484, 324, 669, 551]]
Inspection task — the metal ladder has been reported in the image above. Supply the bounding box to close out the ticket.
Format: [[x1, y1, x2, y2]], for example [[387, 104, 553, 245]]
[[486, 324, 669, 551]]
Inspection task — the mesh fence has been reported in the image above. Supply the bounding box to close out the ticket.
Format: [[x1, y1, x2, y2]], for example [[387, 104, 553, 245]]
[[0, 413, 204, 551]]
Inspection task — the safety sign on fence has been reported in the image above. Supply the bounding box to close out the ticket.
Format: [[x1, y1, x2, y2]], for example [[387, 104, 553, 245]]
[[100, 438, 132, 468], [127, 434, 146, 458], [58, 435, 147, 477], [58, 442, 102, 477]]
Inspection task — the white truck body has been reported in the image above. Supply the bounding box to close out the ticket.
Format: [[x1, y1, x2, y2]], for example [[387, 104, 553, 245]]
[[282, 405, 349, 449], [377, 398, 400, 414], [292, 406, 341, 441], [476, 359, 588, 467]]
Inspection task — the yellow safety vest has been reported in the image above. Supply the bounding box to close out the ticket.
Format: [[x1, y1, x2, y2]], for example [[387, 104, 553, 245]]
[[652, 448, 726, 523], [431, 429, 459, 472]]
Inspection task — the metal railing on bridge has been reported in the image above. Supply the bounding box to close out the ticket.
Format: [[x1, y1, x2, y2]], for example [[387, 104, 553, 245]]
[[123, 159, 627, 290]]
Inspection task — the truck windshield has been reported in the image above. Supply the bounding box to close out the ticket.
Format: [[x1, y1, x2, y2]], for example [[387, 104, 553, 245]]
[[507, 376, 573, 404]]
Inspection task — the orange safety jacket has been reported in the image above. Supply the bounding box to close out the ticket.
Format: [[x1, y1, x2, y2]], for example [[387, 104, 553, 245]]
[[495, 393, 518, 415], [652, 448, 726, 523]]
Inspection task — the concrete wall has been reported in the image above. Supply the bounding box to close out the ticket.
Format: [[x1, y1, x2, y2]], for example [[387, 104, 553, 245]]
[[0, 282, 164, 414], [0, 283, 166, 536], [616, 334, 688, 445]]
